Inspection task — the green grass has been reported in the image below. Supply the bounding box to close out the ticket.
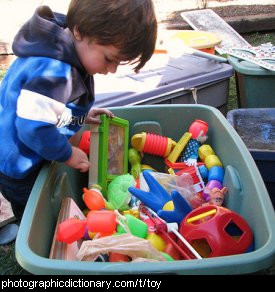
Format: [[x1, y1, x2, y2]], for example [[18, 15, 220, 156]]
[[0, 31, 274, 275], [0, 243, 30, 275], [243, 31, 275, 46]]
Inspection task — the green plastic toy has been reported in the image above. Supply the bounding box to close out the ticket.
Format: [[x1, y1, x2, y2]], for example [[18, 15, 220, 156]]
[[105, 174, 135, 211], [128, 148, 142, 179], [88, 114, 129, 195]]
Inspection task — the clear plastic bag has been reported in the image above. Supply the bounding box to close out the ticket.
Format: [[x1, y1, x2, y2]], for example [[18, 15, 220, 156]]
[[77, 233, 166, 262], [139, 172, 196, 204]]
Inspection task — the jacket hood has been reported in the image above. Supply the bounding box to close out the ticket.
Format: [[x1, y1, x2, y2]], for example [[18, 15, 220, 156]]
[[12, 6, 84, 73]]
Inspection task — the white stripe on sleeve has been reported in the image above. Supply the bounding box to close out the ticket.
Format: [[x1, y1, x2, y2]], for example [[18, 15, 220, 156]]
[[17, 89, 66, 125]]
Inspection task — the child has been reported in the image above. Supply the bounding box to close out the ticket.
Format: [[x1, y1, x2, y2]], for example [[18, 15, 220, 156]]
[[0, 0, 157, 221]]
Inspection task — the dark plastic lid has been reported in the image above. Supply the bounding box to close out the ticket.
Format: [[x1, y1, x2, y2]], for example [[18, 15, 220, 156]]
[[94, 54, 234, 107], [227, 108, 275, 152]]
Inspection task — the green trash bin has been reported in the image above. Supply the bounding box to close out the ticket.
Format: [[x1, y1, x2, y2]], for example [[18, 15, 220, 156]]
[[228, 56, 275, 108], [15, 105, 275, 275]]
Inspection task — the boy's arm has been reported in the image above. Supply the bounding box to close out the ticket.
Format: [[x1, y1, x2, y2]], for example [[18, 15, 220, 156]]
[[16, 90, 73, 162], [14, 57, 90, 169]]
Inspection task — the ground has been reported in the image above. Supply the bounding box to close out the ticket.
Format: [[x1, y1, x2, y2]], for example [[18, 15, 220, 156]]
[[160, 4, 275, 25]]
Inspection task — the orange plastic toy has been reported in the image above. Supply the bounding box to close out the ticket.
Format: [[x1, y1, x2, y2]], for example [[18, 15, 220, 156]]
[[86, 210, 117, 237], [82, 185, 105, 211], [57, 217, 86, 244], [78, 130, 90, 155]]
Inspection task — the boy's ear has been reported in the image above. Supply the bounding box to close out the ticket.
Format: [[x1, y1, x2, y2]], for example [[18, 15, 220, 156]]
[[73, 26, 82, 41]]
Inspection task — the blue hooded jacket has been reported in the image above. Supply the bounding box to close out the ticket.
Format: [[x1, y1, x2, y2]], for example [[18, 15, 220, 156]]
[[0, 6, 94, 179]]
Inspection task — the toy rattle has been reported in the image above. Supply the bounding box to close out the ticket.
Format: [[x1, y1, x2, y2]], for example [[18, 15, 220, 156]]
[[131, 132, 176, 157]]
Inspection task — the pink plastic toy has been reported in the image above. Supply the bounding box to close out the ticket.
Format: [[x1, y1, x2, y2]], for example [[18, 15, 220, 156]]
[[179, 205, 253, 258]]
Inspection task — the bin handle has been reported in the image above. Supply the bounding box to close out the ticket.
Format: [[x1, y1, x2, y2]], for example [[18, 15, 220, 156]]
[[223, 165, 243, 212], [50, 172, 71, 203]]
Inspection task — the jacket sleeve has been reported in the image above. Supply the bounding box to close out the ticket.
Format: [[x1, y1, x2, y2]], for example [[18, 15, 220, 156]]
[[15, 57, 74, 162]]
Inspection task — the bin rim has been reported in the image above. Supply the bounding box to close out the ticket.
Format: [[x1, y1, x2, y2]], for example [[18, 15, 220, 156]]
[[228, 56, 275, 76], [15, 104, 275, 275]]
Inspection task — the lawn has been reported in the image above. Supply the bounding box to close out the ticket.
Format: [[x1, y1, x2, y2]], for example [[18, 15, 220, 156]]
[[0, 31, 274, 275]]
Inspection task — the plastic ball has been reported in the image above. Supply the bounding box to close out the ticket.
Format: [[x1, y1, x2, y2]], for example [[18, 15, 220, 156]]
[[179, 205, 253, 258]]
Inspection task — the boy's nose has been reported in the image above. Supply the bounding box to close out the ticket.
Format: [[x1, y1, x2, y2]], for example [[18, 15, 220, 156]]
[[108, 63, 118, 74]]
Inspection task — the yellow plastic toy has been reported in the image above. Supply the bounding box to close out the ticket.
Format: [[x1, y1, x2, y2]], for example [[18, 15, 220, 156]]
[[198, 144, 215, 161], [205, 154, 223, 169], [167, 132, 192, 163], [146, 233, 167, 251]]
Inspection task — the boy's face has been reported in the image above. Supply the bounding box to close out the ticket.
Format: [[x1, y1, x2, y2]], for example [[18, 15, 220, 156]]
[[73, 30, 124, 75]]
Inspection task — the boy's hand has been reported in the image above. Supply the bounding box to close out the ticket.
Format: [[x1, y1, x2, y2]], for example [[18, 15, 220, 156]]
[[85, 107, 114, 124], [65, 146, 90, 172]]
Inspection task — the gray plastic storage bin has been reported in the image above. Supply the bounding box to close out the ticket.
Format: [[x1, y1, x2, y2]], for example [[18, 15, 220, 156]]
[[16, 105, 275, 275], [94, 54, 234, 114], [227, 108, 275, 208]]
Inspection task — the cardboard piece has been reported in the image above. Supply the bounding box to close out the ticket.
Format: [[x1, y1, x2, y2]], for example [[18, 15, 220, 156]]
[[0, 192, 16, 228], [49, 197, 86, 261]]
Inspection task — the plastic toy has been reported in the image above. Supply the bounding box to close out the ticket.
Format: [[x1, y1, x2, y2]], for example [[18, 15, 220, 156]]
[[109, 252, 131, 262], [117, 214, 148, 239], [82, 185, 105, 211], [203, 187, 228, 206], [141, 164, 157, 172], [198, 144, 215, 161], [105, 174, 135, 211], [202, 180, 223, 201], [128, 148, 142, 179], [139, 171, 196, 205], [86, 210, 117, 237], [57, 217, 86, 244], [177, 120, 208, 165], [146, 232, 167, 251], [131, 132, 176, 157], [140, 204, 202, 260], [188, 119, 209, 139], [204, 154, 223, 169], [167, 132, 192, 163], [179, 205, 253, 258], [88, 114, 129, 195], [198, 164, 208, 180], [128, 171, 192, 224], [158, 191, 193, 225], [160, 252, 174, 261], [129, 171, 171, 212], [78, 130, 90, 155], [163, 243, 183, 260], [208, 166, 224, 183], [176, 164, 205, 195]]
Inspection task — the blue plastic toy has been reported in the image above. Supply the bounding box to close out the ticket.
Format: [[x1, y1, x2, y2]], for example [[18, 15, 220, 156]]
[[128, 171, 192, 224], [158, 191, 192, 225]]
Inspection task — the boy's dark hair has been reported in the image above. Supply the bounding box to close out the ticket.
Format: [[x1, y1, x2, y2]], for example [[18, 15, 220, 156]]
[[67, 0, 157, 72]]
